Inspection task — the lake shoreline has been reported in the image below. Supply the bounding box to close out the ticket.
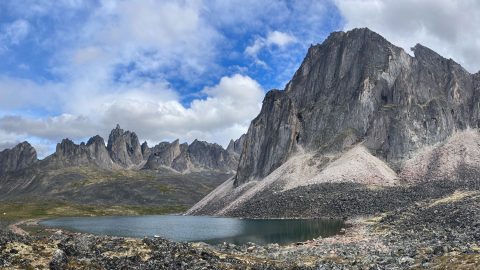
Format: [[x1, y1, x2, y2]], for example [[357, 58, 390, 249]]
[[1, 188, 479, 269], [39, 215, 344, 245]]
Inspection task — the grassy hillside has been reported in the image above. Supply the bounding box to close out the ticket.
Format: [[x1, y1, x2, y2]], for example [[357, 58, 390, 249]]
[[0, 166, 231, 220]]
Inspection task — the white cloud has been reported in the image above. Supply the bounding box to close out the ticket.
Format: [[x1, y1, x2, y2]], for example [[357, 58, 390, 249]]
[[0, 0, 342, 156], [0, 130, 20, 151], [267, 31, 297, 47], [0, 76, 64, 112], [0, 19, 30, 52], [76, 0, 221, 82], [245, 31, 297, 60], [0, 114, 96, 141], [0, 74, 263, 154], [335, 0, 480, 73]]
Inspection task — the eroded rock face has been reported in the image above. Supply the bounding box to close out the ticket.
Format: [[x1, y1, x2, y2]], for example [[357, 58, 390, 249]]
[[141, 141, 150, 159], [189, 140, 238, 171], [144, 139, 238, 173], [235, 28, 480, 186], [0, 142, 37, 174], [46, 137, 115, 169], [107, 125, 144, 168], [144, 140, 182, 170], [227, 134, 246, 157], [86, 135, 115, 168]]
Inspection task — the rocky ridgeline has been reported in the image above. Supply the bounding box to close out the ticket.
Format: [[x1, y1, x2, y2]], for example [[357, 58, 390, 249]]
[[0, 125, 242, 174], [143, 139, 238, 173]]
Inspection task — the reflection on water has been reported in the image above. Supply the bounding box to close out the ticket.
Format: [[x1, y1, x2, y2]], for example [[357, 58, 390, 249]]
[[41, 215, 343, 245]]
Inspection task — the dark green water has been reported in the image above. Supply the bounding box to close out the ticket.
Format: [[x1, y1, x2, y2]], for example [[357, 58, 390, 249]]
[[41, 215, 343, 245]]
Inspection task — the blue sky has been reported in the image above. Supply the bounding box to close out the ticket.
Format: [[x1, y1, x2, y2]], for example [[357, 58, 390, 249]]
[[1, 0, 479, 158]]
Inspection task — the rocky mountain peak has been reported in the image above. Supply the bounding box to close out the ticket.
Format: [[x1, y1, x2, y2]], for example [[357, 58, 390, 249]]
[[0, 141, 37, 174], [141, 141, 150, 158], [56, 138, 77, 155], [107, 125, 144, 168], [144, 139, 239, 173], [86, 135, 105, 146], [234, 27, 480, 187], [227, 134, 246, 156]]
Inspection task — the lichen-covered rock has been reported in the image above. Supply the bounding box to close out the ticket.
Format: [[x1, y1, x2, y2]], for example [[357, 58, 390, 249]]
[[0, 142, 37, 174], [49, 249, 67, 270]]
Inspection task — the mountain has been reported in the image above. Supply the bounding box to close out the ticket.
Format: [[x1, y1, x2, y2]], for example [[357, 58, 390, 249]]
[[0, 142, 37, 175], [0, 126, 239, 208], [107, 124, 145, 168], [144, 139, 238, 173], [188, 28, 480, 217], [226, 134, 246, 157], [43, 136, 117, 169], [0, 124, 240, 174]]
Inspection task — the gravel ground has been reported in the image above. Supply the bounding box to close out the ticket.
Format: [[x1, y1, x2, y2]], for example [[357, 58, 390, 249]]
[[224, 179, 480, 219], [1, 186, 479, 269]]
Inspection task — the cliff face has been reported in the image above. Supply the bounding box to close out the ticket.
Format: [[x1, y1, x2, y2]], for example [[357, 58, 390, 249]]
[[45, 136, 116, 169], [226, 134, 246, 156], [144, 139, 239, 173], [235, 28, 479, 186], [107, 124, 144, 168], [0, 142, 37, 174]]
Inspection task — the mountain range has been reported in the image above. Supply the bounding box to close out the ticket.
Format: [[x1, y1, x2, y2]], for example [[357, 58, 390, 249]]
[[0, 125, 241, 207], [0, 124, 241, 175], [2, 28, 480, 219]]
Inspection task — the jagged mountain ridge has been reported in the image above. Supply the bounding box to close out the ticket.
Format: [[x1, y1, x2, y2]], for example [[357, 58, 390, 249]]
[[143, 139, 239, 172], [0, 125, 241, 174], [188, 28, 480, 217]]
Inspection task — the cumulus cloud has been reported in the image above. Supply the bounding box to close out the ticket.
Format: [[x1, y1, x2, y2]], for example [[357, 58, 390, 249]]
[[0, 74, 263, 153], [0, 0, 341, 157], [335, 0, 480, 73], [0, 130, 20, 151], [0, 114, 96, 141], [245, 31, 297, 62], [0, 76, 63, 112]]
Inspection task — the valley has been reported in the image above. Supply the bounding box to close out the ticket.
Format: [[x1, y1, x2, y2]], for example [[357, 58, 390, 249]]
[[1, 27, 480, 269]]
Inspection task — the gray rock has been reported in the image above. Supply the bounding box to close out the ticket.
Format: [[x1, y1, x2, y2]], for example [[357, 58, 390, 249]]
[[144, 140, 182, 170], [141, 141, 150, 159], [226, 134, 246, 156], [49, 249, 67, 270], [0, 142, 37, 174], [144, 139, 238, 173], [235, 27, 480, 186], [107, 124, 144, 168], [86, 135, 115, 168], [188, 139, 238, 171], [44, 136, 115, 169]]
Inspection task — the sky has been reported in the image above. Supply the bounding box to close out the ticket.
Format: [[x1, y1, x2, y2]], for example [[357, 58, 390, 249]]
[[0, 0, 479, 158]]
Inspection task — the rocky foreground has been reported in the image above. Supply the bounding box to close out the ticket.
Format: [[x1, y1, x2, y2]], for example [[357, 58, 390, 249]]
[[1, 186, 479, 269]]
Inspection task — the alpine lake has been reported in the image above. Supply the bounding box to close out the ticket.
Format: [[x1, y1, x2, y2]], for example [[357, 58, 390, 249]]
[[41, 215, 344, 245]]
